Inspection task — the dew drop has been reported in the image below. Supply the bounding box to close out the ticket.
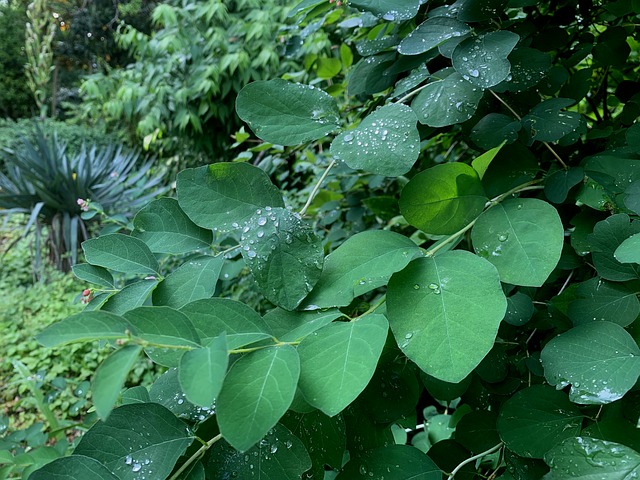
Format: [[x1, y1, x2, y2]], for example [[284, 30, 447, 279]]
[[257, 217, 267, 226], [498, 233, 509, 242]]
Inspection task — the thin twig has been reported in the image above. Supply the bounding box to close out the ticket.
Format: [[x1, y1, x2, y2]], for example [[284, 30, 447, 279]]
[[300, 160, 336, 216], [447, 443, 503, 480], [168, 434, 223, 480]]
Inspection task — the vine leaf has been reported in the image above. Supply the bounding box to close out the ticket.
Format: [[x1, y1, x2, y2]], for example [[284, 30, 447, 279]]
[[540, 321, 640, 405], [297, 314, 388, 417], [82, 233, 159, 276], [216, 345, 300, 452], [176, 163, 284, 233], [471, 199, 564, 287], [330, 104, 420, 177], [400, 163, 487, 235], [236, 79, 340, 145], [588, 213, 640, 281], [178, 333, 228, 408], [387, 251, 506, 383]]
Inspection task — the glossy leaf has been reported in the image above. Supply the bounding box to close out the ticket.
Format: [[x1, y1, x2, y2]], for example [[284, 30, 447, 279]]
[[349, 0, 420, 20], [101, 279, 158, 315], [149, 369, 213, 423], [400, 162, 487, 235], [73, 403, 193, 480], [497, 385, 583, 458], [387, 251, 507, 383], [588, 214, 640, 281], [30, 455, 119, 480], [330, 104, 420, 177], [297, 314, 388, 417], [92, 344, 142, 420], [398, 17, 471, 56], [82, 233, 159, 275], [544, 167, 585, 203], [471, 199, 564, 287], [36, 311, 131, 347], [568, 277, 640, 327], [302, 230, 421, 309], [176, 163, 284, 233], [152, 255, 224, 309], [216, 345, 300, 452], [72, 264, 114, 288], [239, 207, 323, 311], [521, 98, 581, 142], [236, 79, 340, 145], [264, 308, 343, 342], [132, 197, 213, 254], [178, 333, 228, 407], [497, 47, 552, 92], [614, 232, 640, 264], [337, 445, 441, 480], [541, 321, 640, 404], [470, 114, 521, 150]]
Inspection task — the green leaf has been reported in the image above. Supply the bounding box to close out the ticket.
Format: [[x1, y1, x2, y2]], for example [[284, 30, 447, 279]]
[[452, 31, 519, 88], [330, 104, 420, 177], [152, 255, 224, 309], [471, 199, 564, 287], [101, 279, 158, 315], [471, 141, 506, 179], [420, 372, 471, 401], [236, 79, 340, 145], [207, 424, 311, 479], [615, 232, 640, 264], [387, 251, 507, 383], [568, 278, 640, 327], [541, 321, 640, 404], [149, 369, 211, 422], [588, 214, 640, 281], [545, 437, 640, 479], [176, 163, 284, 233], [302, 230, 421, 309], [495, 47, 552, 92], [178, 333, 228, 408], [124, 307, 200, 367], [398, 17, 471, 56], [400, 163, 488, 235], [82, 233, 159, 276], [92, 345, 142, 420], [455, 411, 501, 453], [497, 385, 583, 459], [297, 314, 389, 417], [132, 198, 213, 254], [239, 207, 323, 311], [337, 445, 441, 480], [264, 308, 343, 342], [348, 52, 397, 97], [35, 311, 131, 347], [457, 0, 508, 22], [30, 455, 119, 480], [504, 291, 535, 326], [470, 114, 520, 150], [72, 264, 114, 289], [216, 345, 300, 452], [544, 167, 585, 203], [349, 0, 420, 20], [73, 403, 193, 480], [411, 72, 484, 127], [521, 98, 581, 142], [180, 298, 272, 349]]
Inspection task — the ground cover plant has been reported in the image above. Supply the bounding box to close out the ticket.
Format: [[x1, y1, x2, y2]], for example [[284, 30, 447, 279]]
[[5, 0, 640, 478]]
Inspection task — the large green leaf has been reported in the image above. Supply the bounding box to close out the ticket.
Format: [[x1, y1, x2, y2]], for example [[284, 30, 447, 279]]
[[297, 314, 389, 417], [588, 213, 640, 281], [348, 52, 397, 96], [132, 198, 213, 254], [521, 98, 582, 142], [400, 163, 487, 235], [176, 163, 284, 233], [568, 277, 640, 327], [496, 47, 552, 92], [82, 233, 159, 276], [540, 321, 640, 404], [72, 264, 114, 289], [149, 369, 213, 423], [124, 307, 200, 367], [457, 0, 507, 22], [207, 424, 311, 479], [497, 385, 583, 459], [73, 403, 193, 480], [178, 333, 228, 408], [100, 279, 158, 315], [411, 72, 484, 127], [152, 255, 223, 309], [236, 79, 340, 145], [216, 345, 300, 452], [337, 445, 441, 480], [264, 308, 343, 342], [470, 114, 520, 150], [92, 345, 142, 420], [471, 199, 564, 287], [180, 298, 272, 349], [35, 311, 131, 347], [398, 17, 471, 56], [545, 437, 640, 479], [452, 31, 519, 88], [30, 455, 119, 480], [614, 232, 640, 263], [387, 251, 507, 383], [330, 104, 420, 177], [302, 230, 421, 309], [239, 207, 323, 311], [349, 0, 420, 20]]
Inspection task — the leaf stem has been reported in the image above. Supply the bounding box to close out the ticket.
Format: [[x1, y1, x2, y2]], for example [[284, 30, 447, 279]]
[[168, 433, 223, 480], [447, 442, 503, 480], [395, 83, 430, 104], [353, 294, 386, 320], [300, 160, 336, 216]]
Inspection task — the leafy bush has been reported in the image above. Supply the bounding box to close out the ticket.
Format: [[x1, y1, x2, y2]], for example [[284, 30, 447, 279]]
[[0, 126, 168, 271], [18, 0, 640, 479]]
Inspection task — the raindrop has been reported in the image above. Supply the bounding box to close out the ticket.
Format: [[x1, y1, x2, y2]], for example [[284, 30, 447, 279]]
[[470, 69, 479, 77], [498, 233, 509, 242], [125, 456, 132, 465], [247, 250, 257, 258], [257, 229, 265, 238], [344, 133, 354, 142], [405, 332, 413, 339], [413, 284, 420, 290], [132, 463, 141, 472], [257, 217, 267, 226]]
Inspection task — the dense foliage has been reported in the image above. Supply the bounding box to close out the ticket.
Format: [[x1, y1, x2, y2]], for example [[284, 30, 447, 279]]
[[3, 0, 640, 478]]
